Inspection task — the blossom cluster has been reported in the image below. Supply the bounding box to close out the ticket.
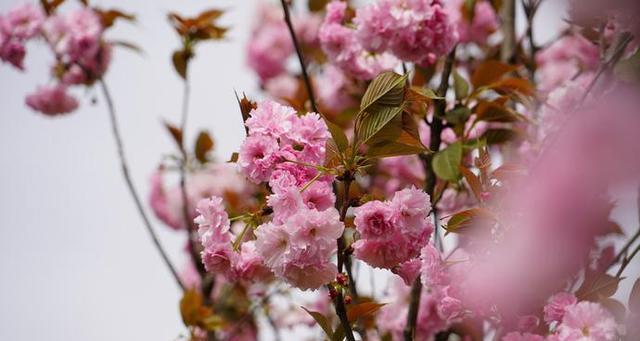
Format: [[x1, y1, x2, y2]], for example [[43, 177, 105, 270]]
[[0, 3, 113, 116], [353, 187, 433, 270]]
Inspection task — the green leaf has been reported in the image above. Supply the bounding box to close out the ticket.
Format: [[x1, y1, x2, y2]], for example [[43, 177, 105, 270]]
[[356, 105, 405, 145], [629, 278, 640, 314], [407, 86, 443, 101], [360, 72, 408, 114], [325, 119, 348, 153], [453, 69, 470, 100], [194, 131, 214, 163], [481, 128, 523, 145], [445, 106, 471, 125], [432, 142, 463, 182], [301, 307, 333, 339], [444, 207, 494, 234], [614, 48, 640, 83], [366, 112, 427, 158]]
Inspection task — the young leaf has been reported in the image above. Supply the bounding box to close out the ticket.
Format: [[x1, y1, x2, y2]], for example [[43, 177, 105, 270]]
[[309, 0, 331, 12], [406, 86, 443, 101], [347, 302, 386, 323], [164, 121, 183, 148], [444, 207, 494, 234], [453, 69, 470, 100], [301, 307, 333, 339], [366, 112, 427, 158], [325, 118, 349, 153], [576, 273, 622, 301], [460, 166, 483, 201], [599, 298, 626, 322], [471, 60, 517, 89], [490, 77, 536, 98], [172, 50, 189, 79], [629, 278, 640, 314], [432, 142, 463, 182], [180, 289, 214, 328], [194, 131, 214, 163], [481, 128, 523, 145], [474, 100, 527, 122], [228, 152, 239, 163], [360, 72, 407, 114]]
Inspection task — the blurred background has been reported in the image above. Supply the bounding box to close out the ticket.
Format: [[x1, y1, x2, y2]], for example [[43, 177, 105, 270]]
[[0, 0, 636, 340]]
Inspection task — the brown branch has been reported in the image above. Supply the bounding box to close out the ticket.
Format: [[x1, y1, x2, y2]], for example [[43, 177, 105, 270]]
[[404, 47, 457, 341], [500, 0, 517, 62], [99, 79, 185, 291], [280, 0, 318, 113]]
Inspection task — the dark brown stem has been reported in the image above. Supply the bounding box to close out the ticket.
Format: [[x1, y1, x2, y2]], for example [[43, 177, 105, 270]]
[[335, 175, 357, 341], [280, 0, 318, 113], [99, 79, 184, 291], [616, 244, 640, 278], [405, 48, 456, 341]]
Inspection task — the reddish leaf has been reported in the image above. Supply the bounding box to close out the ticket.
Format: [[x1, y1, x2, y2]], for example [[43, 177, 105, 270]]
[[180, 289, 213, 328], [301, 307, 333, 339], [347, 302, 386, 323], [630, 278, 640, 314], [164, 121, 183, 148], [471, 60, 518, 89], [96, 8, 136, 29], [576, 273, 622, 301], [194, 131, 214, 163], [172, 49, 190, 79], [460, 166, 482, 201]]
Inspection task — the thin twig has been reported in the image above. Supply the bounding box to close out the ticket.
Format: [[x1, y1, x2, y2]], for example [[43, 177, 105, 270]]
[[280, 0, 318, 113], [99, 79, 184, 291], [405, 48, 456, 341]]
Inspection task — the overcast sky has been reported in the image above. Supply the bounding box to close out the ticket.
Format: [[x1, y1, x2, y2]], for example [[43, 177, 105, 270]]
[[0, 1, 637, 341]]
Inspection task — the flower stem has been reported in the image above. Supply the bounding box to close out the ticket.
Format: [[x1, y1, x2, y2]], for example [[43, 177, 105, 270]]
[[99, 79, 184, 291]]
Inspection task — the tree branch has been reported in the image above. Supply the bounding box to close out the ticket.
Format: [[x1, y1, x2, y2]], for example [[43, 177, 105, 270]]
[[280, 0, 319, 113], [99, 79, 184, 291], [500, 0, 516, 63], [405, 47, 456, 341]]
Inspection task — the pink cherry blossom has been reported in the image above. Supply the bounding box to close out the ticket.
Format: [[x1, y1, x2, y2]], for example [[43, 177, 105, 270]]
[[267, 187, 305, 224], [353, 188, 432, 269], [420, 243, 448, 287], [502, 332, 545, 341], [233, 241, 271, 282], [238, 134, 280, 183], [391, 258, 421, 285], [194, 197, 236, 275], [544, 292, 578, 324], [25, 84, 79, 115], [0, 3, 44, 40], [535, 34, 599, 92], [446, 0, 498, 44], [245, 100, 297, 139], [255, 208, 343, 290], [319, 1, 398, 80], [555, 302, 619, 341], [246, 3, 293, 81], [315, 64, 357, 112]]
